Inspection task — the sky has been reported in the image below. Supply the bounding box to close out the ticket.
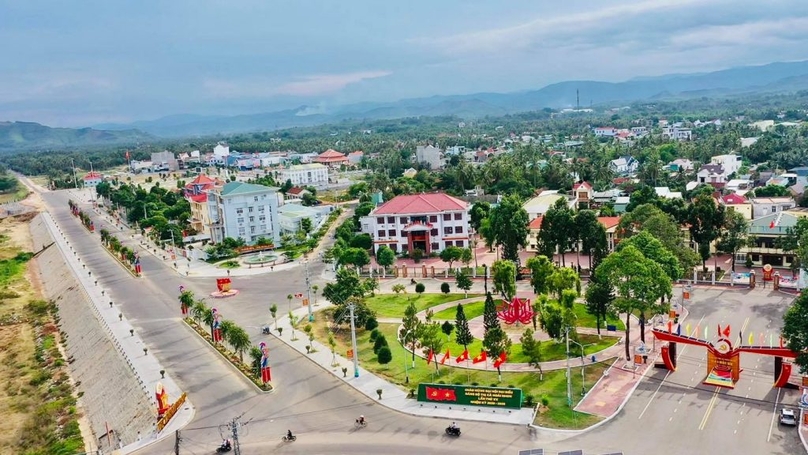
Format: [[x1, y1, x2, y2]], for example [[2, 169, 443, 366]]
[[2, 0, 808, 127]]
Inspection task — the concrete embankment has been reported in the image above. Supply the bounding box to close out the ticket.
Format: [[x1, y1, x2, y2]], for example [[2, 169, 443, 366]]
[[30, 214, 155, 451]]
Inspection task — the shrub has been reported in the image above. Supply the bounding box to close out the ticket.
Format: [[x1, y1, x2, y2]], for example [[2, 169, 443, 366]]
[[373, 334, 388, 354], [440, 282, 450, 294], [524, 394, 534, 407], [369, 329, 380, 342], [541, 395, 550, 407], [415, 283, 425, 294], [377, 346, 392, 364], [364, 316, 378, 331]]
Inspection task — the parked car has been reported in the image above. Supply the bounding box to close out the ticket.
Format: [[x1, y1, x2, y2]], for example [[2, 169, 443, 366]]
[[779, 408, 798, 426]]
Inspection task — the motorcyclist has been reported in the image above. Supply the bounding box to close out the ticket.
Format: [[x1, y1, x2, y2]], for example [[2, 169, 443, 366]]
[[450, 422, 458, 431], [358, 415, 365, 425], [220, 439, 231, 450], [287, 430, 294, 440]]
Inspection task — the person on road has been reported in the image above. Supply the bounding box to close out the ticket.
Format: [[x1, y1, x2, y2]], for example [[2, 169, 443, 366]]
[[450, 421, 458, 431], [287, 429, 294, 440], [358, 415, 365, 425]]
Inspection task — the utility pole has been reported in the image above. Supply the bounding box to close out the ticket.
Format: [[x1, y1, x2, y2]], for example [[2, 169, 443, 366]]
[[349, 301, 359, 377], [565, 327, 572, 407], [230, 416, 242, 455], [174, 430, 181, 455], [70, 158, 79, 189], [305, 259, 313, 322]]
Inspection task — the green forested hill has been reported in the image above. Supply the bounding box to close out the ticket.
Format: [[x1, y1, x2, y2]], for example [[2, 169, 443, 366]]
[[0, 121, 152, 151]]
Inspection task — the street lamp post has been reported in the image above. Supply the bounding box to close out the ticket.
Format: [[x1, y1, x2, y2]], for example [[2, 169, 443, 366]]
[[305, 260, 313, 322], [569, 338, 595, 396], [401, 329, 413, 384]]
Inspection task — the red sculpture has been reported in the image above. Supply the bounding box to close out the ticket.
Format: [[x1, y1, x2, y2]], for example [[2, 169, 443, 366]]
[[497, 297, 534, 325]]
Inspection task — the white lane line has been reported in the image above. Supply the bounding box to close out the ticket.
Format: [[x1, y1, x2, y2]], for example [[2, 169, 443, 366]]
[[637, 314, 705, 420], [767, 388, 783, 442]]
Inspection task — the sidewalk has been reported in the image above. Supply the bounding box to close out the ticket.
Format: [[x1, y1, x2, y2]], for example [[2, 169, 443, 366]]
[[270, 303, 535, 426], [44, 211, 195, 454]]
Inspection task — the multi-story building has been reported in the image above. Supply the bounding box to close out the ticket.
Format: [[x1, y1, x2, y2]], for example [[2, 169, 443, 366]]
[[740, 212, 800, 268], [749, 197, 797, 219], [208, 182, 282, 245], [188, 194, 212, 239], [151, 151, 178, 171], [360, 193, 469, 254], [710, 153, 743, 176], [415, 145, 444, 170], [593, 127, 617, 137], [279, 163, 329, 188], [662, 127, 693, 141]]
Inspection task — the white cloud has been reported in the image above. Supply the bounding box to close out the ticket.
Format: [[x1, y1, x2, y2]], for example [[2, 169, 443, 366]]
[[203, 70, 392, 99]]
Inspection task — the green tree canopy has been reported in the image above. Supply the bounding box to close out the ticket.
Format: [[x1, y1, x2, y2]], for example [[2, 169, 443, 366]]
[[489, 195, 529, 263], [537, 198, 576, 266], [526, 255, 555, 295], [492, 260, 517, 301]]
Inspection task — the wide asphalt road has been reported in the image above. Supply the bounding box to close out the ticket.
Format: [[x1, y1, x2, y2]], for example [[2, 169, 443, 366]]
[[43, 186, 806, 454]]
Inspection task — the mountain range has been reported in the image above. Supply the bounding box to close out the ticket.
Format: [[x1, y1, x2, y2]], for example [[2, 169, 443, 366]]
[[5, 60, 808, 150]]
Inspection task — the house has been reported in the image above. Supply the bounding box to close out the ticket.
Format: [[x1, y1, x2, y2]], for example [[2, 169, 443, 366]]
[[662, 127, 692, 141], [654, 187, 683, 200], [347, 151, 364, 166], [83, 172, 103, 187], [522, 191, 576, 220], [188, 194, 212, 240], [696, 164, 727, 186], [572, 182, 593, 208], [667, 158, 694, 172], [207, 182, 282, 245], [631, 126, 648, 136], [285, 186, 311, 201], [279, 163, 329, 188], [710, 154, 743, 176], [151, 151, 178, 171], [415, 145, 444, 170], [314, 149, 349, 167], [609, 156, 639, 176], [402, 168, 418, 179], [749, 197, 797, 219], [725, 179, 753, 195], [213, 143, 230, 158], [359, 193, 469, 254], [718, 193, 752, 219], [740, 212, 800, 268], [592, 188, 623, 204], [593, 127, 617, 137], [183, 174, 223, 197], [278, 203, 324, 234], [613, 196, 631, 214]]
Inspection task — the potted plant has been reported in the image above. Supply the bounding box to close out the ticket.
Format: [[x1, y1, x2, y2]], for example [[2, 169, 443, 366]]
[[376, 388, 383, 400], [341, 367, 348, 377]]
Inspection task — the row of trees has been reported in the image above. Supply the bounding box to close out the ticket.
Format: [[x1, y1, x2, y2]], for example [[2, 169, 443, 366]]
[[96, 181, 190, 244], [99, 229, 138, 267]]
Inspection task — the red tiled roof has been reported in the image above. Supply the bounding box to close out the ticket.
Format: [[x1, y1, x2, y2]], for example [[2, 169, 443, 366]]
[[529, 217, 543, 229], [573, 181, 592, 190], [315, 149, 349, 163], [83, 172, 102, 180], [287, 186, 305, 195], [597, 216, 621, 229], [189, 194, 207, 203], [349, 150, 364, 156], [722, 194, 747, 205], [190, 174, 215, 185], [372, 193, 468, 215]]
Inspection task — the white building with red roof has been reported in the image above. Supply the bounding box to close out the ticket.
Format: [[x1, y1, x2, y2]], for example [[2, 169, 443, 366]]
[[314, 149, 349, 167], [83, 172, 103, 187], [360, 193, 469, 255]]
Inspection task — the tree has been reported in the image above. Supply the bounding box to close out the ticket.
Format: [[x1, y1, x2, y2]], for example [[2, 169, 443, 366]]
[[441, 321, 454, 340], [576, 210, 608, 270], [439, 246, 464, 270], [288, 312, 300, 341], [455, 270, 473, 297], [619, 203, 699, 272], [440, 282, 450, 294], [686, 193, 726, 270], [340, 247, 370, 270], [323, 269, 376, 327], [401, 301, 422, 367], [350, 234, 373, 250], [489, 195, 530, 263], [419, 322, 445, 374], [483, 323, 511, 378], [492, 260, 517, 301], [585, 274, 614, 336], [269, 303, 278, 330], [469, 201, 491, 232], [716, 210, 750, 272], [300, 217, 313, 237], [782, 291, 808, 373], [617, 231, 682, 282], [392, 284, 406, 294], [415, 282, 425, 295], [479, 218, 496, 253], [376, 245, 396, 274], [227, 326, 252, 362], [178, 289, 194, 314], [364, 315, 379, 331], [460, 247, 473, 268], [526, 255, 555, 295], [596, 245, 671, 359], [520, 328, 543, 379], [539, 301, 564, 339], [373, 333, 388, 354], [483, 292, 499, 332], [548, 267, 581, 299], [537, 198, 576, 266], [454, 304, 473, 350], [753, 185, 790, 197], [377, 346, 393, 364], [328, 332, 337, 366]]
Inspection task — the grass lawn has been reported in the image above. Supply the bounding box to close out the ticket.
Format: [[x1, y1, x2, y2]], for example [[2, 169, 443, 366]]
[[432, 300, 486, 320], [309, 311, 608, 429], [365, 293, 480, 318], [572, 303, 625, 330], [0, 184, 30, 204]]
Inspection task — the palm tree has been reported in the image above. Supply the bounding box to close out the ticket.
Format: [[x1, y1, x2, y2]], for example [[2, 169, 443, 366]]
[[219, 320, 237, 348], [311, 285, 319, 305], [288, 311, 299, 341], [227, 326, 252, 363], [269, 304, 278, 330], [249, 346, 263, 378], [287, 294, 293, 312], [178, 290, 195, 314], [201, 304, 215, 331], [190, 300, 208, 324]]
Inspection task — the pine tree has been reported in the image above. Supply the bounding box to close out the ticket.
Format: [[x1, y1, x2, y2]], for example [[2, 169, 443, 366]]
[[455, 304, 473, 349], [483, 292, 499, 333]]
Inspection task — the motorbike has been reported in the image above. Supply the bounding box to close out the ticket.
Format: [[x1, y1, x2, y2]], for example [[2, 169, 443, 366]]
[[216, 443, 232, 453], [355, 419, 368, 428], [445, 426, 461, 437], [282, 434, 297, 442]]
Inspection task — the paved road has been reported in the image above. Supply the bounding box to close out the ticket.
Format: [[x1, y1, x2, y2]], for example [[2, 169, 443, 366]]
[[42, 185, 807, 454]]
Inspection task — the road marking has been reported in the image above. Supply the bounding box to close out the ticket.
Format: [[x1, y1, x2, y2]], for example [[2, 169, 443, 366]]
[[698, 387, 721, 430], [767, 388, 783, 442], [638, 314, 705, 420]]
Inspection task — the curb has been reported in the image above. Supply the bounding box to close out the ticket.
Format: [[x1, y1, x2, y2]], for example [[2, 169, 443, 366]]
[[99, 243, 141, 278]]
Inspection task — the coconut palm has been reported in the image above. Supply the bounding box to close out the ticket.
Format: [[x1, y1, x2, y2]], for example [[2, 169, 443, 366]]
[[227, 326, 252, 363], [219, 320, 237, 348], [178, 290, 194, 314], [190, 299, 208, 324]]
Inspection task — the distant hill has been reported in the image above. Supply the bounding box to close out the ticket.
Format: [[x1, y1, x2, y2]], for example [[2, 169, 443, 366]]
[[0, 121, 152, 151], [95, 60, 808, 137]]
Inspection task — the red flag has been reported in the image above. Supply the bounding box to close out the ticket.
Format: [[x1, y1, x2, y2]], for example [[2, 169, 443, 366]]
[[455, 349, 469, 363], [261, 367, 271, 383], [426, 349, 434, 365], [723, 325, 731, 338], [493, 352, 507, 368], [770, 221, 776, 229], [125, 150, 130, 161], [425, 386, 458, 402], [472, 351, 487, 364], [440, 349, 450, 365]]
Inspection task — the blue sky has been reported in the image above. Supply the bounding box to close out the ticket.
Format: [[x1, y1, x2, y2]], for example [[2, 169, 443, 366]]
[[2, 0, 808, 127]]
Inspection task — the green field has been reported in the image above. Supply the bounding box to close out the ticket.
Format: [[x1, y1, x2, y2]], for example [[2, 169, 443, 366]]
[[311, 312, 609, 429], [365, 293, 480, 318], [432, 300, 486, 320]]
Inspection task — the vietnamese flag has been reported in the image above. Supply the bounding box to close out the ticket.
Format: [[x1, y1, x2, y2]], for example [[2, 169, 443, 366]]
[[440, 349, 451, 365], [472, 351, 487, 364], [425, 386, 458, 402], [723, 325, 731, 338], [426, 349, 434, 365], [493, 352, 507, 369], [455, 349, 469, 363]]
